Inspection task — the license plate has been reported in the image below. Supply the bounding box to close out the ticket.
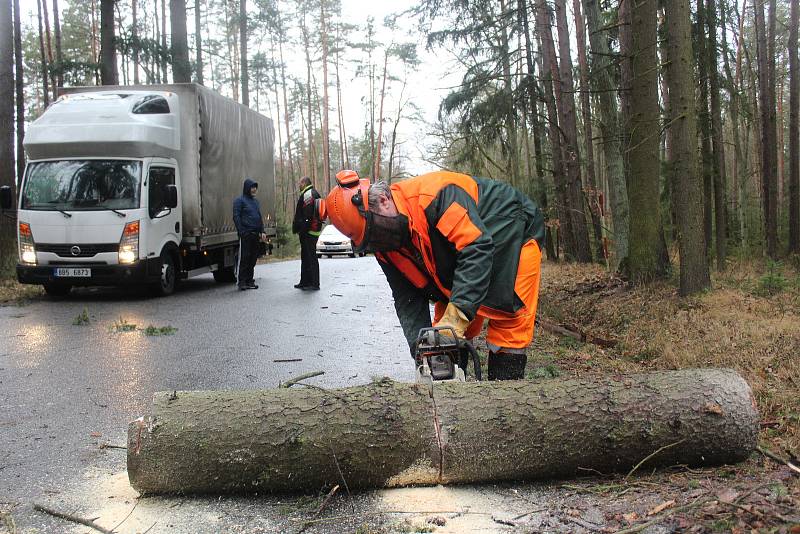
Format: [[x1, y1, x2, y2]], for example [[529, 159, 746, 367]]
[[54, 267, 91, 277]]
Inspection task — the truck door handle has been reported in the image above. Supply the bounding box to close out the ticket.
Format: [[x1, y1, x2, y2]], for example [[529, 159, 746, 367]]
[[175, 222, 180, 233]]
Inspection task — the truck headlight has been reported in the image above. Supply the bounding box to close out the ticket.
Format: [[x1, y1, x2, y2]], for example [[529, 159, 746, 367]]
[[119, 220, 139, 264], [19, 222, 36, 265]]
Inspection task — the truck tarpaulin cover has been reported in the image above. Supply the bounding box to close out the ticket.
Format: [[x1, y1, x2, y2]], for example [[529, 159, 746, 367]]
[[196, 85, 275, 235]]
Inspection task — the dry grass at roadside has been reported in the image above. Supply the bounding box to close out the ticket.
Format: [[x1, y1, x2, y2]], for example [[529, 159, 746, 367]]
[[534, 258, 800, 456], [520, 259, 800, 532], [0, 277, 43, 305]]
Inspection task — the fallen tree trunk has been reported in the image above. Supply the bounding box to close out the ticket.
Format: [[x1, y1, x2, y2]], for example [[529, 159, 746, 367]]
[[127, 369, 758, 494]]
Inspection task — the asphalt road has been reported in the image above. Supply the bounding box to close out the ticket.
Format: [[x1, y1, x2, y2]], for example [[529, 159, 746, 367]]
[[0, 256, 417, 532]]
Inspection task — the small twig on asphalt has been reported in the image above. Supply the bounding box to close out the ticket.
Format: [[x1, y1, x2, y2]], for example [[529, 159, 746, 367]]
[[330, 451, 354, 513], [33, 503, 113, 534], [626, 439, 686, 479], [280, 371, 325, 388], [99, 443, 127, 450], [564, 515, 603, 531], [110, 499, 138, 533], [513, 509, 546, 520], [141, 521, 158, 534], [315, 485, 340, 516], [274, 358, 303, 363], [757, 446, 800, 475]]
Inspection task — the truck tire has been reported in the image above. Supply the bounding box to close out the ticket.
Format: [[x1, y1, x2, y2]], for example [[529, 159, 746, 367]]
[[151, 251, 178, 296], [43, 283, 72, 297], [213, 267, 237, 283]]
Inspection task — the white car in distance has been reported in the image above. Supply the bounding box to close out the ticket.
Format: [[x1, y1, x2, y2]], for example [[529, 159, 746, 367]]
[[316, 224, 363, 258]]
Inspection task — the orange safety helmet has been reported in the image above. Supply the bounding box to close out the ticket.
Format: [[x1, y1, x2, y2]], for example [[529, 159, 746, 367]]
[[326, 170, 371, 249]]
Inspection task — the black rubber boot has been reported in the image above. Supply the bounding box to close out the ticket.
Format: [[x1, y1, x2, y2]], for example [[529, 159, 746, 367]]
[[487, 351, 527, 380]]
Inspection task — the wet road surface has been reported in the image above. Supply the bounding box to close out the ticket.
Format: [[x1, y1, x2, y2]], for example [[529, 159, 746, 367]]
[[0, 256, 414, 532]]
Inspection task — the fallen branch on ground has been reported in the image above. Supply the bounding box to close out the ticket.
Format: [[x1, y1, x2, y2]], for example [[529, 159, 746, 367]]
[[280, 371, 325, 388], [536, 316, 617, 348], [33, 503, 113, 534], [757, 446, 800, 475]]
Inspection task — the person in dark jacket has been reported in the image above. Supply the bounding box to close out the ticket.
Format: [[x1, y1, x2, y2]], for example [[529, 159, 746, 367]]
[[324, 170, 545, 380], [233, 178, 266, 290], [292, 176, 322, 290]]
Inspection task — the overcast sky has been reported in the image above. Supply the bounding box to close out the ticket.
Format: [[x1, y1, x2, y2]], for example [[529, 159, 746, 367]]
[[15, 0, 464, 176]]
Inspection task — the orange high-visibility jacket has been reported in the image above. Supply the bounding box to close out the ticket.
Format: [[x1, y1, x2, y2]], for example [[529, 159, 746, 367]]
[[375, 171, 544, 351]]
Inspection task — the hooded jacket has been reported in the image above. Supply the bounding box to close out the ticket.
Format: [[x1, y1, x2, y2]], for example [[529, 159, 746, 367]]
[[233, 178, 265, 235], [375, 171, 544, 350]]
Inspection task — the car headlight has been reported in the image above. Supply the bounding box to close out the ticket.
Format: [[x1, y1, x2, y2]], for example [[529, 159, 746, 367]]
[[19, 222, 36, 265], [119, 220, 139, 264]]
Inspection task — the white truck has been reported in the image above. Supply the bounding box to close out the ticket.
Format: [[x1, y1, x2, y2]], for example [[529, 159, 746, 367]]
[[0, 83, 276, 296]]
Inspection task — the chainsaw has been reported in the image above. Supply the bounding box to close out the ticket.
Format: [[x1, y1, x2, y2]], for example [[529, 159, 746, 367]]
[[413, 326, 483, 383]]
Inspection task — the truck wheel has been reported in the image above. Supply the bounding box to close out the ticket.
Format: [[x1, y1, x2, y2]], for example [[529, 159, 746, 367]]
[[43, 283, 72, 297], [213, 267, 237, 283], [151, 251, 177, 296]]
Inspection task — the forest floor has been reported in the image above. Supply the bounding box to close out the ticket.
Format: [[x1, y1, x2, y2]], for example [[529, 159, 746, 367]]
[[495, 257, 800, 533]]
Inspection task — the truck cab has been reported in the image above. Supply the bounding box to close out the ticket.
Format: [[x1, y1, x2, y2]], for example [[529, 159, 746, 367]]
[[12, 157, 180, 296]]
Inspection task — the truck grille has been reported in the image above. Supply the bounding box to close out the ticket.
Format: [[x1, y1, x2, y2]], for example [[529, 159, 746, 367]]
[[36, 243, 118, 258]]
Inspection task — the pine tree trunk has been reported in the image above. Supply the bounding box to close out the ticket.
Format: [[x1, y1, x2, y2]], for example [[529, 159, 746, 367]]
[[320, 0, 330, 190], [720, 0, 745, 248], [696, 0, 714, 250], [790, 0, 799, 253], [128, 369, 759, 494], [583, 0, 629, 270], [0, 0, 15, 276], [51, 0, 62, 98], [554, 0, 592, 263], [335, 30, 347, 169], [767, 0, 778, 257], [535, 0, 572, 260], [132, 0, 139, 84], [756, 0, 777, 257], [516, 0, 556, 259], [194, 0, 202, 84], [160, 0, 168, 82], [626, 0, 669, 283], [706, 0, 727, 269], [36, 0, 49, 108], [239, 0, 248, 107], [300, 12, 315, 182], [373, 50, 388, 180], [664, 0, 711, 295], [99, 0, 118, 85], [170, 0, 191, 83], [41, 0, 55, 97], [572, 0, 603, 261], [13, 0, 24, 184], [277, 3, 294, 188]]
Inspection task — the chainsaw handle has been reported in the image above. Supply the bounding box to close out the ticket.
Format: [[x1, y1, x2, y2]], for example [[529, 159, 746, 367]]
[[458, 338, 483, 381]]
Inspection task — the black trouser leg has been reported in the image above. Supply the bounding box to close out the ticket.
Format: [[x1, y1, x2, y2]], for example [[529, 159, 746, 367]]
[[300, 233, 320, 287], [238, 233, 258, 286]]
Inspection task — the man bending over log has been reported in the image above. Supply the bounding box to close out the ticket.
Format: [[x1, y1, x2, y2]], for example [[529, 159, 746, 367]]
[[322, 170, 545, 380]]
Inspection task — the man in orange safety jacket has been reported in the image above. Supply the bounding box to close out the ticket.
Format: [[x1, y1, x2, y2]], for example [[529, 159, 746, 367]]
[[323, 169, 545, 380]]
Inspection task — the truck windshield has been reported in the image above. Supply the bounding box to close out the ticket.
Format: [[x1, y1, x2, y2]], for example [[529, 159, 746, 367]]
[[21, 160, 142, 211]]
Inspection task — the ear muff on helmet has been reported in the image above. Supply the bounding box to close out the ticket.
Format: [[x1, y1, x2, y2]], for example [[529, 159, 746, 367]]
[[326, 172, 371, 249]]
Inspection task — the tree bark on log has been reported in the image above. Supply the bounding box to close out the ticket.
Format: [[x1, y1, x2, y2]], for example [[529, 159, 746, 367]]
[[127, 369, 758, 494]]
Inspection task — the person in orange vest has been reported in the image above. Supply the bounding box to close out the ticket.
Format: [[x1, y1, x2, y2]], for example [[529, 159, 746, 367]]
[[323, 169, 545, 380]]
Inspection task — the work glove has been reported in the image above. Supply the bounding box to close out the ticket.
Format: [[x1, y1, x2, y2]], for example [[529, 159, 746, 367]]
[[433, 302, 470, 339]]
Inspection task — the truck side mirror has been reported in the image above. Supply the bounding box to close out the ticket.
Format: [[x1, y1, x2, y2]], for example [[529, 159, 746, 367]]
[[0, 186, 12, 210], [165, 185, 178, 209]]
